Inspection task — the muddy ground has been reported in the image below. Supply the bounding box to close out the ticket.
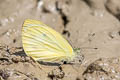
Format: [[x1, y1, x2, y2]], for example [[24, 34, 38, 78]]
[[0, 0, 120, 80]]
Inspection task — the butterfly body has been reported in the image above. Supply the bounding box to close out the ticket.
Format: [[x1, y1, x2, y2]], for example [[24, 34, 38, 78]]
[[22, 19, 76, 62]]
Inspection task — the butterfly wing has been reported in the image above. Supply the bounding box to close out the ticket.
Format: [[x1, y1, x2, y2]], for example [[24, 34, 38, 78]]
[[22, 19, 75, 62]]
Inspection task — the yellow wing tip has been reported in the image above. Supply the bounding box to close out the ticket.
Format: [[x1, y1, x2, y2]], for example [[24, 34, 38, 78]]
[[23, 19, 45, 27]]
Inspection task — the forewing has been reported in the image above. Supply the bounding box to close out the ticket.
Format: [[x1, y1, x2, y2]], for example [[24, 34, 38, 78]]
[[22, 19, 74, 62]]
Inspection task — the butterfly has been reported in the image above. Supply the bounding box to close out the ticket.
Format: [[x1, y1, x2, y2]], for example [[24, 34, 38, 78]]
[[22, 19, 83, 63]]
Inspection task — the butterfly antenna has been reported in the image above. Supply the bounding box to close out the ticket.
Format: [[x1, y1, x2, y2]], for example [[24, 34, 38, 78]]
[[80, 47, 98, 50]]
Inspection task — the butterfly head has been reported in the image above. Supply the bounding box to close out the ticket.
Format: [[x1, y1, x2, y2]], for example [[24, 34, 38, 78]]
[[71, 48, 84, 64], [73, 48, 81, 54]]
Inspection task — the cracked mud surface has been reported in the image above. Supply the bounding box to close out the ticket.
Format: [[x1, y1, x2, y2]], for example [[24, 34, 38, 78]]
[[0, 0, 120, 80]]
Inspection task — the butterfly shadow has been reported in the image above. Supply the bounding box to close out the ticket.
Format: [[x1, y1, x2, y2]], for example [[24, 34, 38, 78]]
[[13, 50, 27, 57], [38, 61, 62, 66], [38, 61, 75, 66]]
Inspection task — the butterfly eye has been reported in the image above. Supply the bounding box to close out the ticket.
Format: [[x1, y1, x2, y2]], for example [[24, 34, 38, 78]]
[[42, 33, 46, 37]]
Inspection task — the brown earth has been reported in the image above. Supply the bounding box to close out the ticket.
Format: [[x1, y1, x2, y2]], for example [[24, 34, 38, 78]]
[[0, 0, 120, 80]]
